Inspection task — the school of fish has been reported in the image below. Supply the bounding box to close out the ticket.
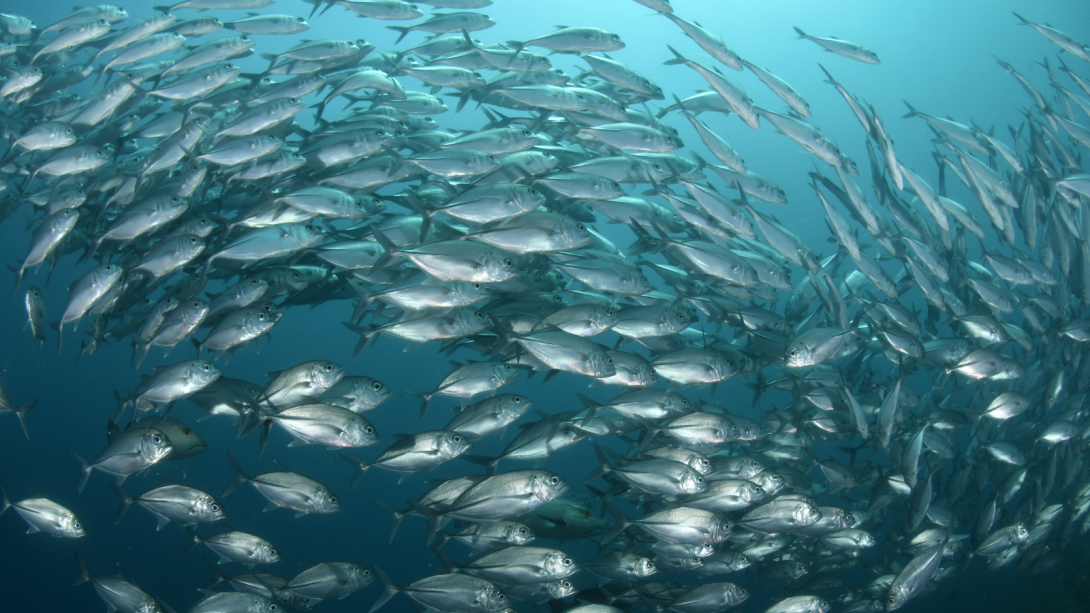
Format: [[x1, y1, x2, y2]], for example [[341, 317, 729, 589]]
[[2, 1, 1090, 613]]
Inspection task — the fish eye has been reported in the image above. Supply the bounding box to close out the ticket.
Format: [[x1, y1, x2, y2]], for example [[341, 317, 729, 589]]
[[513, 396, 522, 403], [498, 595, 506, 602], [606, 309, 614, 316], [296, 17, 306, 22], [192, 301, 200, 308], [66, 127, 72, 134], [606, 357, 613, 365], [153, 434, 163, 443], [74, 522, 81, 529], [269, 605, 278, 612], [372, 382, 383, 391], [325, 364, 334, 372], [504, 365, 513, 371], [365, 426, 374, 434], [330, 496, 337, 503], [519, 527, 527, 534], [189, 237, 198, 244], [563, 558, 572, 566], [202, 364, 211, 371], [475, 311, 484, 318], [550, 476, 559, 485], [211, 504, 219, 511], [503, 258, 514, 267], [577, 224, 585, 231]]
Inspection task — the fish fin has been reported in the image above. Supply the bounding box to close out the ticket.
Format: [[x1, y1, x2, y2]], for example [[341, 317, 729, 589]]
[[10, 398, 36, 439], [72, 551, 91, 586], [108, 481, 133, 524], [369, 565, 401, 613], [68, 450, 92, 493], [25, 524, 40, 534], [340, 451, 370, 489], [154, 513, 171, 531], [223, 450, 248, 497], [373, 500, 405, 544], [183, 526, 200, 556]]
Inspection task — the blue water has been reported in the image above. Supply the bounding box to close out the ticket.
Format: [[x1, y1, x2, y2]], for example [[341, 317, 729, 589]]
[[1, 1, 1089, 612]]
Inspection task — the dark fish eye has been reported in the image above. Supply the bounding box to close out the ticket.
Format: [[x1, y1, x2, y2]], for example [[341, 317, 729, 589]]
[[606, 358, 613, 365], [504, 258, 513, 267], [504, 365, 513, 371], [189, 237, 197, 244], [211, 504, 219, 511], [203, 364, 210, 371], [325, 364, 334, 372], [550, 476, 559, 485], [452, 436, 461, 443], [649, 368, 656, 375], [365, 426, 374, 434], [606, 309, 614, 316], [577, 224, 586, 231], [513, 396, 521, 402], [153, 435, 162, 443], [473, 283, 482, 289], [330, 496, 337, 503], [475, 311, 484, 318], [66, 127, 72, 134], [372, 382, 382, 391], [74, 522, 81, 529]]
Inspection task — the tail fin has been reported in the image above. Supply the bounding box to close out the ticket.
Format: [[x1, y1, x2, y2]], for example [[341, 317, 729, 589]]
[[792, 26, 808, 39], [663, 44, 688, 66], [72, 551, 91, 586], [374, 500, 407, 544], [223, 451, 249, 497], [340, 451, 370, 490], [184, 526, 202, 556], [406, 390, 430, 420], [368, 565, 402, 613], [68, 450, 92, 493], [388, 26, 412, 44], [585, 442, 613, 483], [343, 322, 377, 359], [600, 498, 631, 544], [108, 481, 134, 524], [407, 499, 443, 545], [202, 555, 226, 590], [9, 397, 35, 439]]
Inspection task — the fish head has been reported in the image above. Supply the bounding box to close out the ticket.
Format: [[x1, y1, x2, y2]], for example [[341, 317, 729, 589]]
[[257, 542, 281, 564], [587, 348, 617, 378], [353, 377, 392, 408], [885, 585, 909, 611], [439, 431, 472, 459], [680, 470, 706, 495], [59, 511, 86, 539], [309, 361, 345, 393], [634, 557, 657, 576], [784, 339, 815, 368], [504, 522, 535, 545], [483, 251, 520, 283], [478, 583, 507, 612], [543, 579, 576, 599], [794, 503, 822, 526], [197, 494, 227, 523], [343, 416, 379, 448], [317, 486, 341, 514], [182, 299, 210, 324], [498, 394, 530, 421], [530, 471, 568, 504], [543, 551, 577, 578], [138, 428, 174, 464], [712, 518, 733, 543]]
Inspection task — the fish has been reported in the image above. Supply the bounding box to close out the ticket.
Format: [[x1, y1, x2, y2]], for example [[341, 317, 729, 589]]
[[3, 4, 1090, 613]]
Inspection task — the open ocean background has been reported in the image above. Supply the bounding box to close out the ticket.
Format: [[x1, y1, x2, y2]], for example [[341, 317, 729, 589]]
[[1, 1, 1089, 612]]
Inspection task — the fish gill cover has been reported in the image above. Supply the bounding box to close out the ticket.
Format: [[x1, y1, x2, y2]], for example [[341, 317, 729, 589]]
[[0, 0, 1088, 612]]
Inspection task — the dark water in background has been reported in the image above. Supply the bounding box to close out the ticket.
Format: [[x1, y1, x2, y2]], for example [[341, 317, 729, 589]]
[[1, 1, 1089, 612]]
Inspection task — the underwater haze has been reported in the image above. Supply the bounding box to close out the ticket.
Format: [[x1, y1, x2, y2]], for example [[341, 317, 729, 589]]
[[1, 1, 1090, 613]]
